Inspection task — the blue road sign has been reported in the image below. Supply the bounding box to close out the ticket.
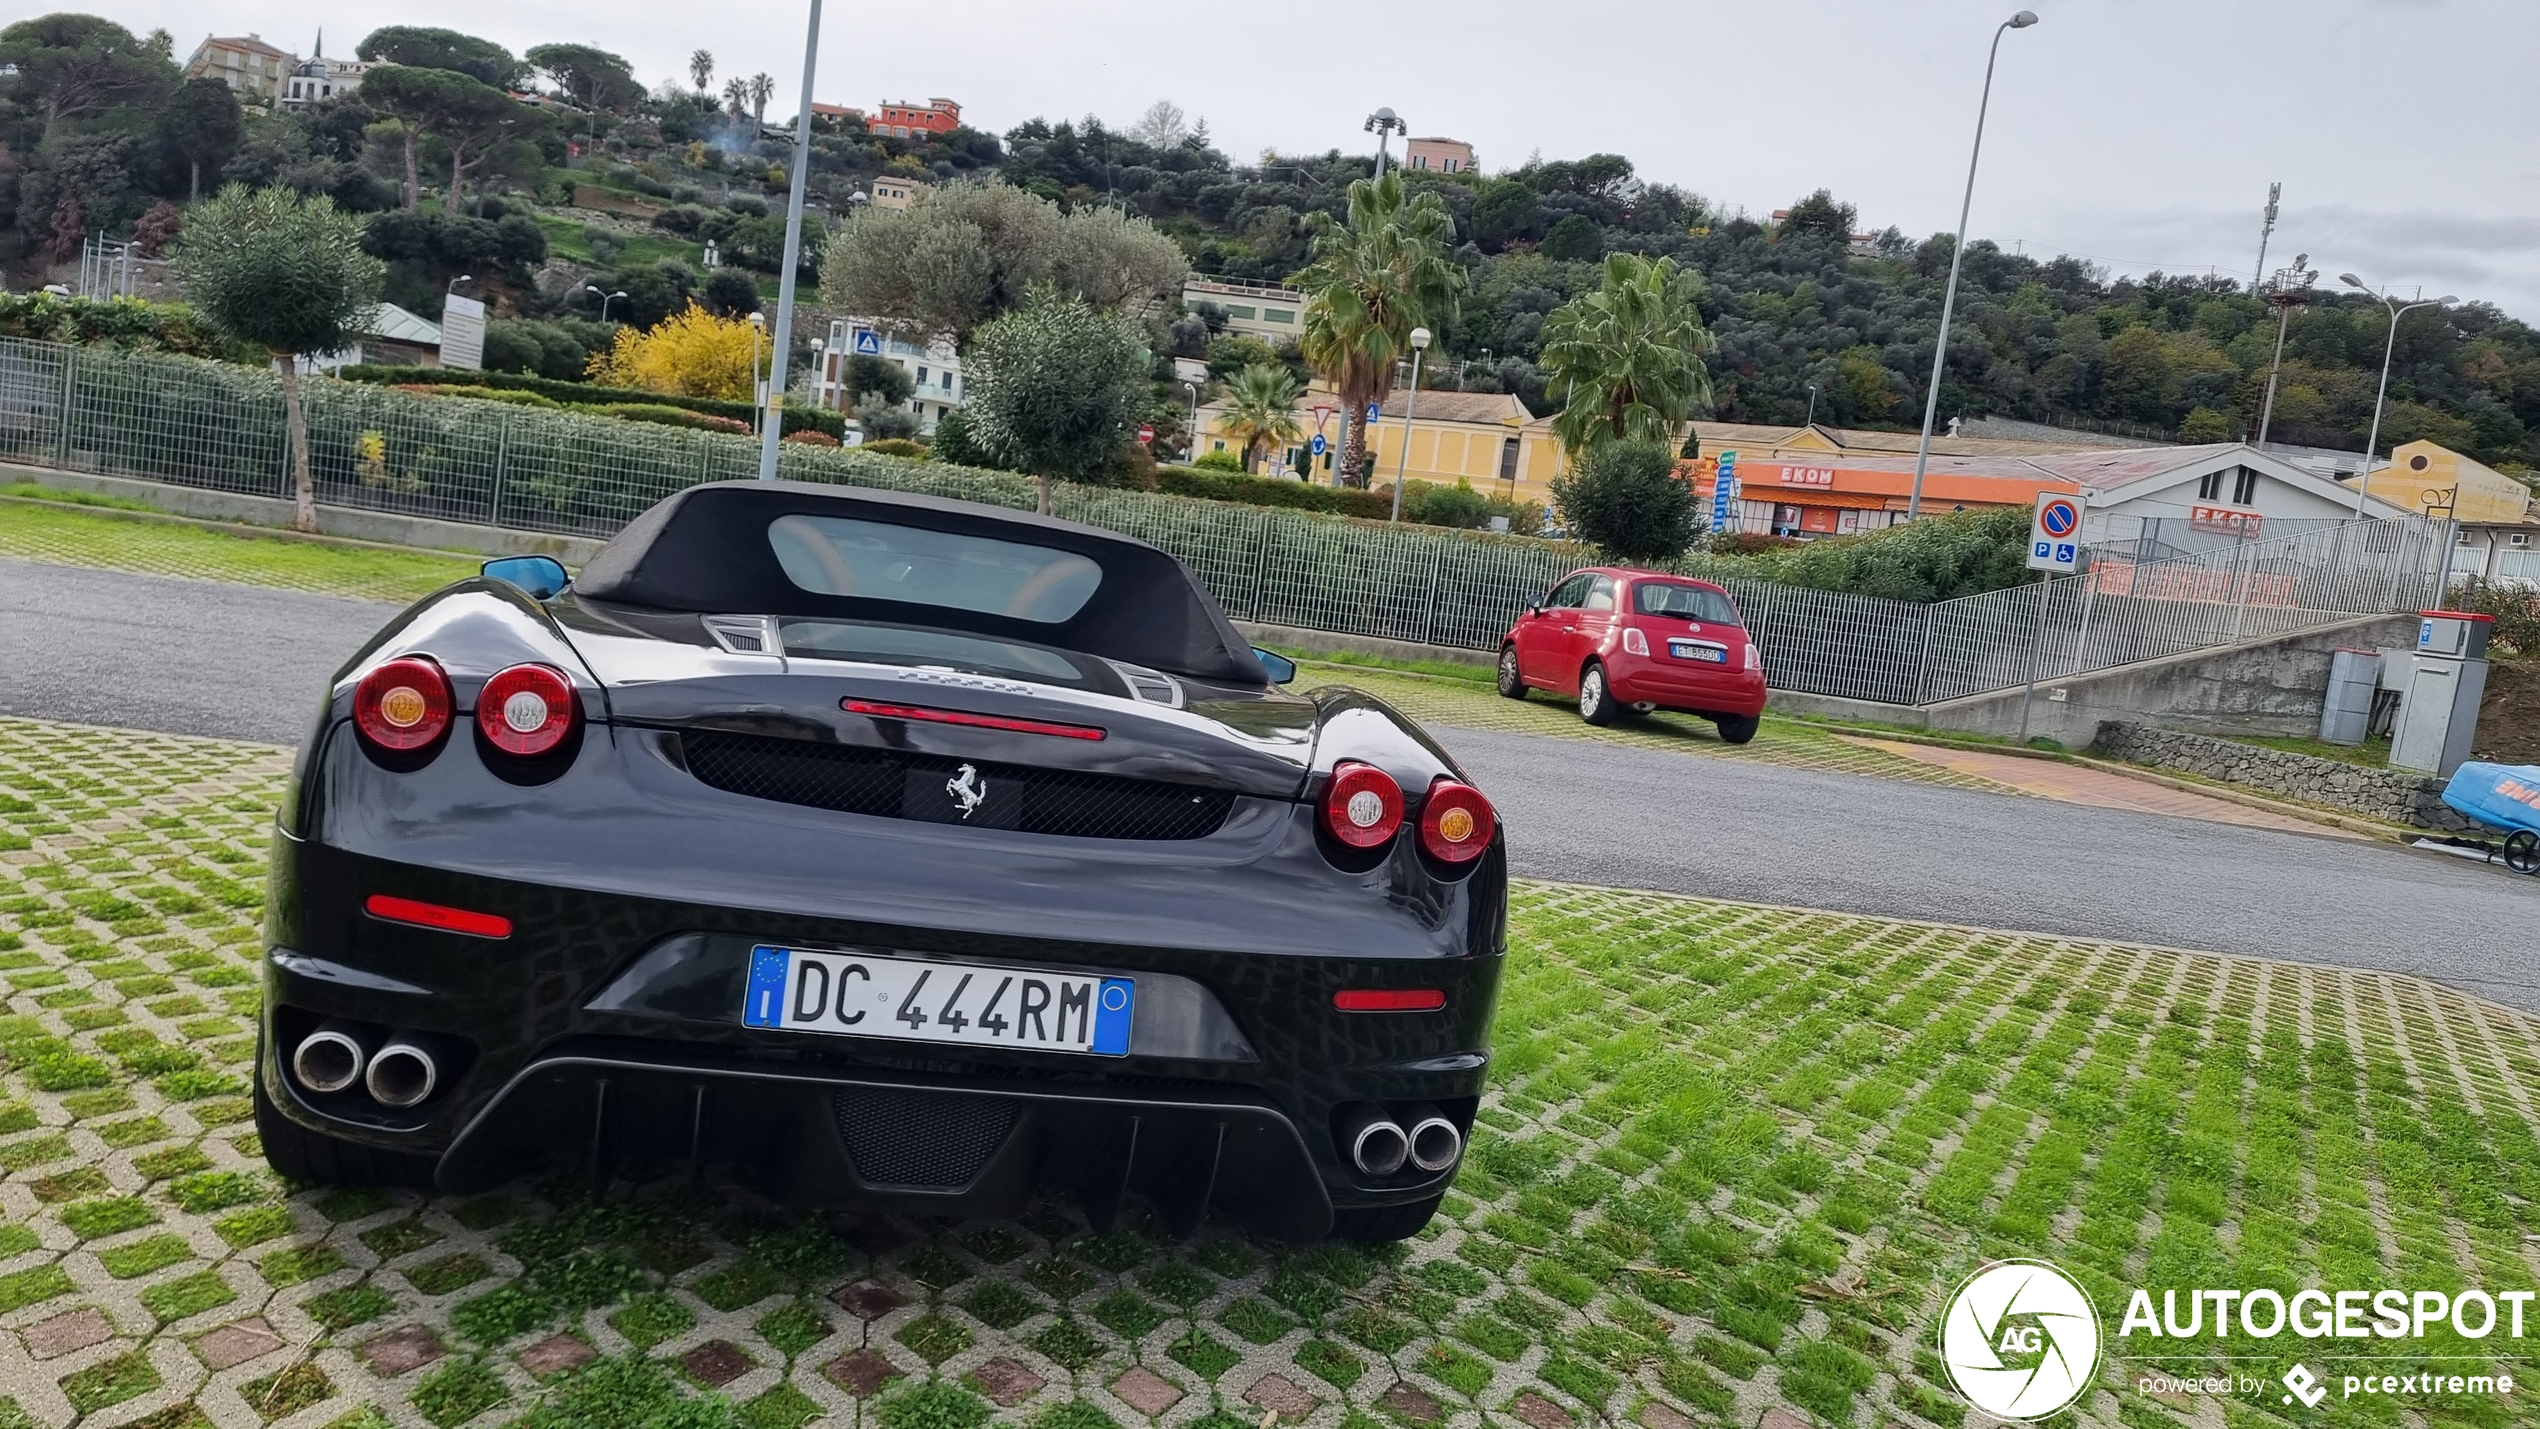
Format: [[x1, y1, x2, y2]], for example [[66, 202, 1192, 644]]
[[1366, 403, 1381, 423], [1310, 433, 1327, 456], [851, 329, 882, 356]]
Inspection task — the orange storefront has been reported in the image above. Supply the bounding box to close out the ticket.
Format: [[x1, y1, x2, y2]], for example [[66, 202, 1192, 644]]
[[1689, 454, 2081, 538]]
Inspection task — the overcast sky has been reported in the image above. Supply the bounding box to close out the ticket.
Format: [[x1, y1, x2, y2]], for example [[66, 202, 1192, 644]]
[[142, 0, 2540, 320]]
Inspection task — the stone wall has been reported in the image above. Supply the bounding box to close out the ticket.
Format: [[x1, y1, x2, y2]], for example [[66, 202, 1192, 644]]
[[2090, 721, 2480, 833]]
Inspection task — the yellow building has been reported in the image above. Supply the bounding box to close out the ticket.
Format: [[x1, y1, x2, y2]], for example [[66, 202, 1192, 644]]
[[1194, 386, 1567, 503], [2363, 441, 2537, 523]]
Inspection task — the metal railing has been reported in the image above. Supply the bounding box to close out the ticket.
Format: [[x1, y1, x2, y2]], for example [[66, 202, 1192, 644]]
[[0, 335, 2454, 708]]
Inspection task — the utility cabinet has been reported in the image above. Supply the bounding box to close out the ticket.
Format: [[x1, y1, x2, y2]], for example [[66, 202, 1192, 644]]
[[2390, 612, 2493, 776]]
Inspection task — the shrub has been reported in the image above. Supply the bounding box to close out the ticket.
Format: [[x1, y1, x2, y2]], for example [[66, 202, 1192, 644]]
[[863, 438, 928, 458], [1774, 504, 2033, 602], [585, 301, 763, 400], [393, 384, 561, 409], [0, 292, 256, 361], [335, 364, 843, 437], [580, 403, 753, 434], [781, 428, 839, 446], [1191, 450, 1244, 472], [1551, 440, 1701, 563], [2448, 577, 2540, 657]]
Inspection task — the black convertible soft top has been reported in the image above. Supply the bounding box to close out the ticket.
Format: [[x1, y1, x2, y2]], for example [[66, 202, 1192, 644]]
[[574, 481, 1267, 685]]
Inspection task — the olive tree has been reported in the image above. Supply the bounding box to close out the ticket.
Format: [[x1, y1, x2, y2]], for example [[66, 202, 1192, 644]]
[[169, 184, 385, 532], [1549, 439, 1700, 565], [961, 290, 1151, 513]]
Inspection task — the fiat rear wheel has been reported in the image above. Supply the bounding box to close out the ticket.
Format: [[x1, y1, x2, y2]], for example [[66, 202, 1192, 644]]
[[1579, 662, 1621, 726]]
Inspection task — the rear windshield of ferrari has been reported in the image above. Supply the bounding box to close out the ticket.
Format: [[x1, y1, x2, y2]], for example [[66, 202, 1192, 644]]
[[768, 514, 1103, 623], [1633, 581, 1743, 625]]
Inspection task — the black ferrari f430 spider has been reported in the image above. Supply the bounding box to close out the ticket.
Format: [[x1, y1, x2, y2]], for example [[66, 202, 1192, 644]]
[[259, 481, 1505, 1240]]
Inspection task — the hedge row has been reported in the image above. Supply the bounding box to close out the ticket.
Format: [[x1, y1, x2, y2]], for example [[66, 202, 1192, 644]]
[[1153, 466, 1398, 520], [336, 364, 845, 438]]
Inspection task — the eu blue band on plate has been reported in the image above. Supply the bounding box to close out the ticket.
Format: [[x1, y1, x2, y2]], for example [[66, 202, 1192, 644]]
[[743, 947, 790, 1028], [1092, 978, 1135, 1056]]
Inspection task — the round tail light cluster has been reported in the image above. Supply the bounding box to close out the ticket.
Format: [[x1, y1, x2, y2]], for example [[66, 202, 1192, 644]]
[[1419, 779, 1495, 864], [1322, 761, 1403, 848], [477, 663, 579, 756], [353, 658, 451, 752]]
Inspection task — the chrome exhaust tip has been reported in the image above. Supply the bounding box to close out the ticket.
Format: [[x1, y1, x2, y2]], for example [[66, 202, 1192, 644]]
[[291, 1024, 370, 1095], [1406, 1108, 1463, 1173], [365, 1039, 439, 1108], [1339, 1105, 1409, 1177]]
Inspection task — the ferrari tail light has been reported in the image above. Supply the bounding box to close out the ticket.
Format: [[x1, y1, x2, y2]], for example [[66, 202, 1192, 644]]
[[477, 663, 579, 756], [353, 657, 451, 753], [1744, 641, 1762, 672], [1322, 761, 1403, 849], [1418, 779, 1496, 864], [1622, 626, 1650, 657]]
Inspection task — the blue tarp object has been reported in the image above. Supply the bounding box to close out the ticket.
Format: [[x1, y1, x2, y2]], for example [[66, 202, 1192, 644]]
[[2441, 762, 2540, 837]]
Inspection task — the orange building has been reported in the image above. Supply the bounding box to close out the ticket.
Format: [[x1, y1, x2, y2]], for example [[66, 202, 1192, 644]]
[[869, 98, 961, 138]]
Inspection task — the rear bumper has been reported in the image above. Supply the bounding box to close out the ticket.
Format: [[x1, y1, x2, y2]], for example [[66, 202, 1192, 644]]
[[1605, 654, 1768, 716], [420, 1039, 1363, 1239]]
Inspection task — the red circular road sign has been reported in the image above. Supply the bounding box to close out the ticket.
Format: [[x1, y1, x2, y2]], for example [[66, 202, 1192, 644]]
[[1137, 425, 1155, 446], [2039, 499, 2079, 537]]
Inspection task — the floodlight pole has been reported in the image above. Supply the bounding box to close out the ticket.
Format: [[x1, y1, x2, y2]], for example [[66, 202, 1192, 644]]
[[758, 0, 825, 480], [1906, 11, 2037, 521], [2339, 276, 2453, 518], [1389, 328, 1431, 522]]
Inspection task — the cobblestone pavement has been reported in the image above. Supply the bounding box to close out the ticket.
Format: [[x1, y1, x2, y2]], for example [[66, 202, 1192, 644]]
[[5, 718, 2540, 1429], [1289, 667, 2021, 796]]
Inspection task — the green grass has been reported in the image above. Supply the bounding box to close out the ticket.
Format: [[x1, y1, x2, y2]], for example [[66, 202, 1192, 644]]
[[12, 714, 2540, 1429], [0, 499, 482, 605], [2215, 731, 2396, 767], [1289, 651, 1496, 685]]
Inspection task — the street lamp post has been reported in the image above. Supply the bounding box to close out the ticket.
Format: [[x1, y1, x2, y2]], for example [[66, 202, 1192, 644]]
[[447, 274, 474, 297], [1905, 10, 2039, 521], [1804, 382, 1821, 428], [2338, 275, 2455, 517], [808, 336, 827, 410], [584, 285, 627, 324], [757, 0, 826, 480], [1388, 327, 1431, 522], [1365, 107, 1407, 178], [1183, 381, 1200, 463], [747, 312, 767, 434]]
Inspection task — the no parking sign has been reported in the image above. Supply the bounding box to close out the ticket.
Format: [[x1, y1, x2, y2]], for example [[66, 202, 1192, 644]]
[[2028, 493, 2082, 573]]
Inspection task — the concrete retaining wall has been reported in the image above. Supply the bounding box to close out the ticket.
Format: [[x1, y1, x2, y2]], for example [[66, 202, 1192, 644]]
[[2089, 720, 2477, 833]]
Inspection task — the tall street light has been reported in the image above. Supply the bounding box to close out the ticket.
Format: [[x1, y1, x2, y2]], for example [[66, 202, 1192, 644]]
[[1365, 107, 1407, 178], [583, 284, 627, 324], [757, 0, 827, 480], [1183, 380, 1200, 463], [1388, 326, 1432, 522], [1905, 10, 2039, 521], [2339, 275, 2455, 517]]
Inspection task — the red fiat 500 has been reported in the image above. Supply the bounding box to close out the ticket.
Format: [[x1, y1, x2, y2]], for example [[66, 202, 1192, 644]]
[[1496, 568, 1768, 742]]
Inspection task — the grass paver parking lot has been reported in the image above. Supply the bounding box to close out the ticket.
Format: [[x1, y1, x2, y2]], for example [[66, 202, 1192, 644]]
[[0, 491, 479, 604], [3, 714, 2539, 1429]]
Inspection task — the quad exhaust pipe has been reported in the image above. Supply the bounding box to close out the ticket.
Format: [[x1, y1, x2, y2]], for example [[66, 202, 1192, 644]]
[[292, 1022, 443, 1109], [1404, 1104, 1463, 1173], [365, 1037, 441, 1108], [1339, 1105, 1410, 1177], [291, 1021, 373, 1094]]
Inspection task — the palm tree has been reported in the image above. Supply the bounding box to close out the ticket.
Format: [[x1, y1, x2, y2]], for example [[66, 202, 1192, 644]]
[[1293, 171, 1464, 486], [1219, 364, 1305, 472], [688, 50, 714, 95], [1540, 253, 1716, 457], [722, 78, 749, 119], [747, 73, 775, 136]]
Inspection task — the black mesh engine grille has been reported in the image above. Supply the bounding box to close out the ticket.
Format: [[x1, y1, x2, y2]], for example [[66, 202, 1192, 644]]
[[833, 1086, 1019, 1189], [681, 731, 1235, 841]]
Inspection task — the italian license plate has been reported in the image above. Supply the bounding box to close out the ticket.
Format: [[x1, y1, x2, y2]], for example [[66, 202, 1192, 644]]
[[741, 946, 1133, 1056], [1669, 639, 1728, 664]]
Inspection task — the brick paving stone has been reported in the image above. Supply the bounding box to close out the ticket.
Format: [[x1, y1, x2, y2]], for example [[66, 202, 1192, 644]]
[[830, 1279, 907, 1321], [1638, 1404, 1697, 1429], [25, 1307, 114, 1360], [971, 1357, 1045, 1406], [1244, 1373, 1318, 1421], [1380, 1382, 1445, 1425], [192, 1317, 284, 1370], [360, 1324, 446, 1377], [1111, 1366, 1185, 1416], [826, 1349, 905, 1399], [519, 1334, 597, 1376], [682, 1339, 753, 1387], [1512, 1393, 1575, 1429]]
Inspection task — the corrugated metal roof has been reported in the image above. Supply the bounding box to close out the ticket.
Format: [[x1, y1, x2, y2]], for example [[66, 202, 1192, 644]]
[[362, 303, 441, 346]]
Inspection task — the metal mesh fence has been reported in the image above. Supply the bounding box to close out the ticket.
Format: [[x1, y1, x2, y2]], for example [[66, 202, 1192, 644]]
[[0, 335, 2454, 707]]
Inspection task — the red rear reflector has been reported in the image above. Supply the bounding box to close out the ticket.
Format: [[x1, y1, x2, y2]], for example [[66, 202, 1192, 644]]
[[842, 699, 1105, 741], [364, 894, 512, 939], [1335, 988, 1446, 1012]]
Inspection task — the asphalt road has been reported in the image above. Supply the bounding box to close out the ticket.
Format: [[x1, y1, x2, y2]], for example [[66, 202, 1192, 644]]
[[8, 557, 2538, 1011]]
